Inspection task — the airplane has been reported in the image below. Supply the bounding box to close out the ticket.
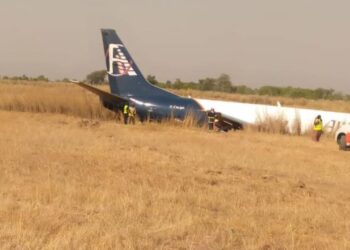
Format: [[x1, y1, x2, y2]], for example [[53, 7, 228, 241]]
[[75, 29, 350, 133]]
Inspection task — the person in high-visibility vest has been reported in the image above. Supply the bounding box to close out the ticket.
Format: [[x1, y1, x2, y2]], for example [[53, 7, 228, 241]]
[[207, 108, 216, 130], [313, 115, 323, 141], [128, 104, 137, 125], [123, 103, 129, 124]]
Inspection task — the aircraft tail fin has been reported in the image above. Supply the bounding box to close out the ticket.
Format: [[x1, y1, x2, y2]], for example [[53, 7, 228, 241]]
[[101, 29, 149, 97]]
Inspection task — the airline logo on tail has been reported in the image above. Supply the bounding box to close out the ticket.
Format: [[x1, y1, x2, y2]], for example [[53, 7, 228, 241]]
[[107, 44, 137, 77]]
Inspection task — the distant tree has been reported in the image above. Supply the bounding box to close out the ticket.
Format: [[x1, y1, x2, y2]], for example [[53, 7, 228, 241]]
[[173, 78, 185, 89], [235, 85, 255, 95], [21, 74, 29, 81], [35, 75, 49, 81], [258, 86, 282, 96], [215, 74, 233, 92], [285, 87, 308, 99], [198, 77, 215, 91], [313, 88, 334, 100], [147, 75, 159, 85], [186, 81, 198, 89], [86, 70, 107, 84], [165, 80, 172, 88]]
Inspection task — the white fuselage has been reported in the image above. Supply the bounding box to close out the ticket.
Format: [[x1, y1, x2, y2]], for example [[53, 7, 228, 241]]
[[195, 98, 350, 133]]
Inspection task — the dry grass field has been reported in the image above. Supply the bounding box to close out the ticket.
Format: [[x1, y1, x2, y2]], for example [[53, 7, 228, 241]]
[[0, 80, 115, 120], [0, 81, 350, 249]]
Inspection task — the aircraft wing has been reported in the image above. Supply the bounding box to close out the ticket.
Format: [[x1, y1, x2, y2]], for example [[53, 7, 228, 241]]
[[195, 98, 350, 132], [74, 81, 128, 105]]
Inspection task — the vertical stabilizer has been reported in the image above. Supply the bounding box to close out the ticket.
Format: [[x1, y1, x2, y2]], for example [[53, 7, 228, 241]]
[[101, 29, 148, 96]]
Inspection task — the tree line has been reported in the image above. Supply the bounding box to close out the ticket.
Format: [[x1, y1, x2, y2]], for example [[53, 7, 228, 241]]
[[146, 74, 350, 101], [1, 74, 50, 82], [84, 70, 350, 101], [2, 70, 349, 101]]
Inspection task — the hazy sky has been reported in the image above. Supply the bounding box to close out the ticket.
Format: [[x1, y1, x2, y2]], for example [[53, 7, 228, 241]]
[[1, 0, 349, 92]]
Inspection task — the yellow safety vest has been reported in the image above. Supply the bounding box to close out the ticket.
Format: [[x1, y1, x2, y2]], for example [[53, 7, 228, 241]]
[[123, 105, 129, 114], [313, 119, 323, 131]]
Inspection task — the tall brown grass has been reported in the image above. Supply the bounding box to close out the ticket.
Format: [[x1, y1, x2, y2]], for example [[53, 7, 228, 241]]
[[251, 113, 289, 134], [248, 111, 306, 136], [0, 80, 115, 120], [0, 110, 349, 249]]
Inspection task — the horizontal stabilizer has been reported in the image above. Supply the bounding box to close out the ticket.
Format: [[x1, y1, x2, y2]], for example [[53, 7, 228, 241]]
[[74, 81, 127, 105]]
